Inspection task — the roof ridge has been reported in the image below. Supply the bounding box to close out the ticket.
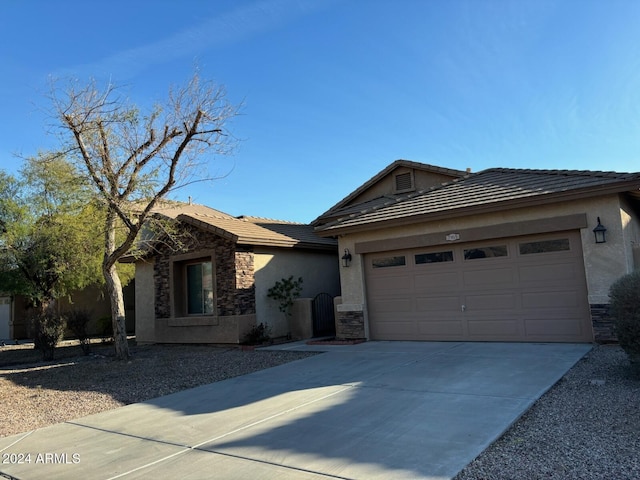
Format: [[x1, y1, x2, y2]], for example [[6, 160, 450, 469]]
[[237, 215, 304, 225], [484, 167, 639, 179], [189, 210, 235, 220]]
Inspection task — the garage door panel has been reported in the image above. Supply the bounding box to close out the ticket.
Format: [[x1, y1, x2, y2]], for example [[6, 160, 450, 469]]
[[523, 318, 584, 337], [415, 272, 460, 290], [465, 293, 517, 310], [417, 319, 464, 336], [467, 319, 519, 336], [367, 275, 413, 295], [518, 263, 579, 284], [522, 290, 583, 308], [416, 295, 460, 312], [463, 268, 514, 288]]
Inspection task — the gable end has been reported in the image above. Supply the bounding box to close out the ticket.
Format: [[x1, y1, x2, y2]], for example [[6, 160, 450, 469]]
[[394, 171, 415, 193]]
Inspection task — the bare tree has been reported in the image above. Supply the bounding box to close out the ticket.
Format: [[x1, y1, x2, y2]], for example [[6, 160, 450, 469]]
[[50, 73, 239, 359]]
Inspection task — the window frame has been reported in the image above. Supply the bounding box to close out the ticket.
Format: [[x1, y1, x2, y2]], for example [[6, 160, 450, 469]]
[[518, 238, 571, 256], [169, 251, 216, 319], [185, 260, 214, 315], [372, 255, 407, 269], [463, 245, 509, 261], [415, 250, 455, 265]]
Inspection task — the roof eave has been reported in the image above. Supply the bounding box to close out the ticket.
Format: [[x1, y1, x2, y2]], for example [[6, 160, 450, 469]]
[[315, 181, 640, 237]]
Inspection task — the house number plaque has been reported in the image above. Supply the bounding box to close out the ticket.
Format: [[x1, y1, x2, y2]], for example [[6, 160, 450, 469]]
[[445, 233, 460, 241]]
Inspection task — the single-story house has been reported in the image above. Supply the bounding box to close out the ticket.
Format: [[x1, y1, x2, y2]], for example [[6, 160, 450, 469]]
[[312, 159, 640, 343], [127, 202, 339, 344]]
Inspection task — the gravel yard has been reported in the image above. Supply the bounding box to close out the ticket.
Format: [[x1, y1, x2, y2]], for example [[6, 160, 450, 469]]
[[0, 340, 316, 439], [1, 341, 638, 479]]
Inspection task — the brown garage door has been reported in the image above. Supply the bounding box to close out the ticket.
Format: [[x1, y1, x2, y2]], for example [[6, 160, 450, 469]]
[[365, 231, 593, 342]]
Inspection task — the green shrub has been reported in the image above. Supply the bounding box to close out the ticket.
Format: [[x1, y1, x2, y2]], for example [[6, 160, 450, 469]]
[[30, 311, 66, 360], [66, 309, 92, 355], [609, 270, 640, 366], [242, 323, 272, 345]]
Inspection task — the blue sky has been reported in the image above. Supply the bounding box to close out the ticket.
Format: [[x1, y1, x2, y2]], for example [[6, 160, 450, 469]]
[[2, 0, 640, 223]]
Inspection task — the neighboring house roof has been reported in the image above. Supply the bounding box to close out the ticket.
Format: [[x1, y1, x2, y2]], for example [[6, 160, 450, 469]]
[[312, 159, 468, 226], [315, 167, 640, 235], [148, 202, 337, 250]]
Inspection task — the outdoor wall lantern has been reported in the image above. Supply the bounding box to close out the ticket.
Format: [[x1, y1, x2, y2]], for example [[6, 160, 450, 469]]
[[341, 248, 352, 267], [593, 217, 607, 244]]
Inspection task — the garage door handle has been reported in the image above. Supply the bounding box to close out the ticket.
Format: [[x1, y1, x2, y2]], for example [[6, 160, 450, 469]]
[[461, 305, 466, 312]]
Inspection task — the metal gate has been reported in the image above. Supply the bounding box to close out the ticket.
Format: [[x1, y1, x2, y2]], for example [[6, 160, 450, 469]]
[[312, 293, 336, 337]]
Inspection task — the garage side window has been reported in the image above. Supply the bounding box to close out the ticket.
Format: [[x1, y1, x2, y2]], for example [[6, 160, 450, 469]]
[[464, 245, 508, 260], [415, 251, 454, 264], [519, 238, 570, 255], [372, 256, 406, 268]]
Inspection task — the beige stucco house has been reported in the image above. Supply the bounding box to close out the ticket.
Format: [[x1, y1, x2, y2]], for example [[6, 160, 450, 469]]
[[313, 160, 640, 343], [128, 202, 339, 344]]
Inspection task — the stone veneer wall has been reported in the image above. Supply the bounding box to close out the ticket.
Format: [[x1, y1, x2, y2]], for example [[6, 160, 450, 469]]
[[590, 304, 617, 344], [336, 310, 365, 340], [154, 226, 255, 319], [234, 250, 255, 315]]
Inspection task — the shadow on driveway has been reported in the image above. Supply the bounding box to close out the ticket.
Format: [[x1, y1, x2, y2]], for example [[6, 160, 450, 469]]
[[0, 341, 591, 480]]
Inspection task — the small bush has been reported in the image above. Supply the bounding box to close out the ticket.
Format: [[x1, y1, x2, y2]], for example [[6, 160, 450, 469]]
[[267, 276, 303, 318], [31, 311, 66, 361], [609, 270, 640, 366], [66, 309, 92, 355], [242, 323, 272, 345]]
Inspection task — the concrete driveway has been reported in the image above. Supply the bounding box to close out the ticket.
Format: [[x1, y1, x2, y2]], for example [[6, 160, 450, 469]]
[[0, 341, 591, 480]]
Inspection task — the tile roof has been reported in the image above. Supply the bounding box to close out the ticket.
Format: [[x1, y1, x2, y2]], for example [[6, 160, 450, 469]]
[[312, 159, 468, 225], [152, 202, 336, 249], [315, 168, 640, 234]]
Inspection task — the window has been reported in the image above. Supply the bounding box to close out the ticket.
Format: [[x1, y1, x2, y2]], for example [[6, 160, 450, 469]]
[[415, 251, 454, 264], [186, 261, 214, 315], [519, 238, 570, 255], [464, 245, 508, 260], [372, 256, 406, 268], [169, 252, 217, 321]]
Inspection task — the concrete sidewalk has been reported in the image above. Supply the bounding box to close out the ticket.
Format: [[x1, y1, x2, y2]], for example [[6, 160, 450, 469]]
[[0, 341, 591, 479]]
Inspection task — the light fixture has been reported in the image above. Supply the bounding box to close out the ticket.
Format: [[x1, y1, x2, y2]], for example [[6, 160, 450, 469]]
[[593, 217, 607, 244], [341, 248, 352, 267]]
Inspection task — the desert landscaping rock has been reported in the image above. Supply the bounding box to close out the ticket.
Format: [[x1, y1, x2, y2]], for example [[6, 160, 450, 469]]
[[0, 342, 316, 438]]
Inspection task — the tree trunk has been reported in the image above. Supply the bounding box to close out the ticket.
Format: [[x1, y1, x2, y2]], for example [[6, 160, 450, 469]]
[[103, 208, 130, 360], [104, 262, 129, 360]]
